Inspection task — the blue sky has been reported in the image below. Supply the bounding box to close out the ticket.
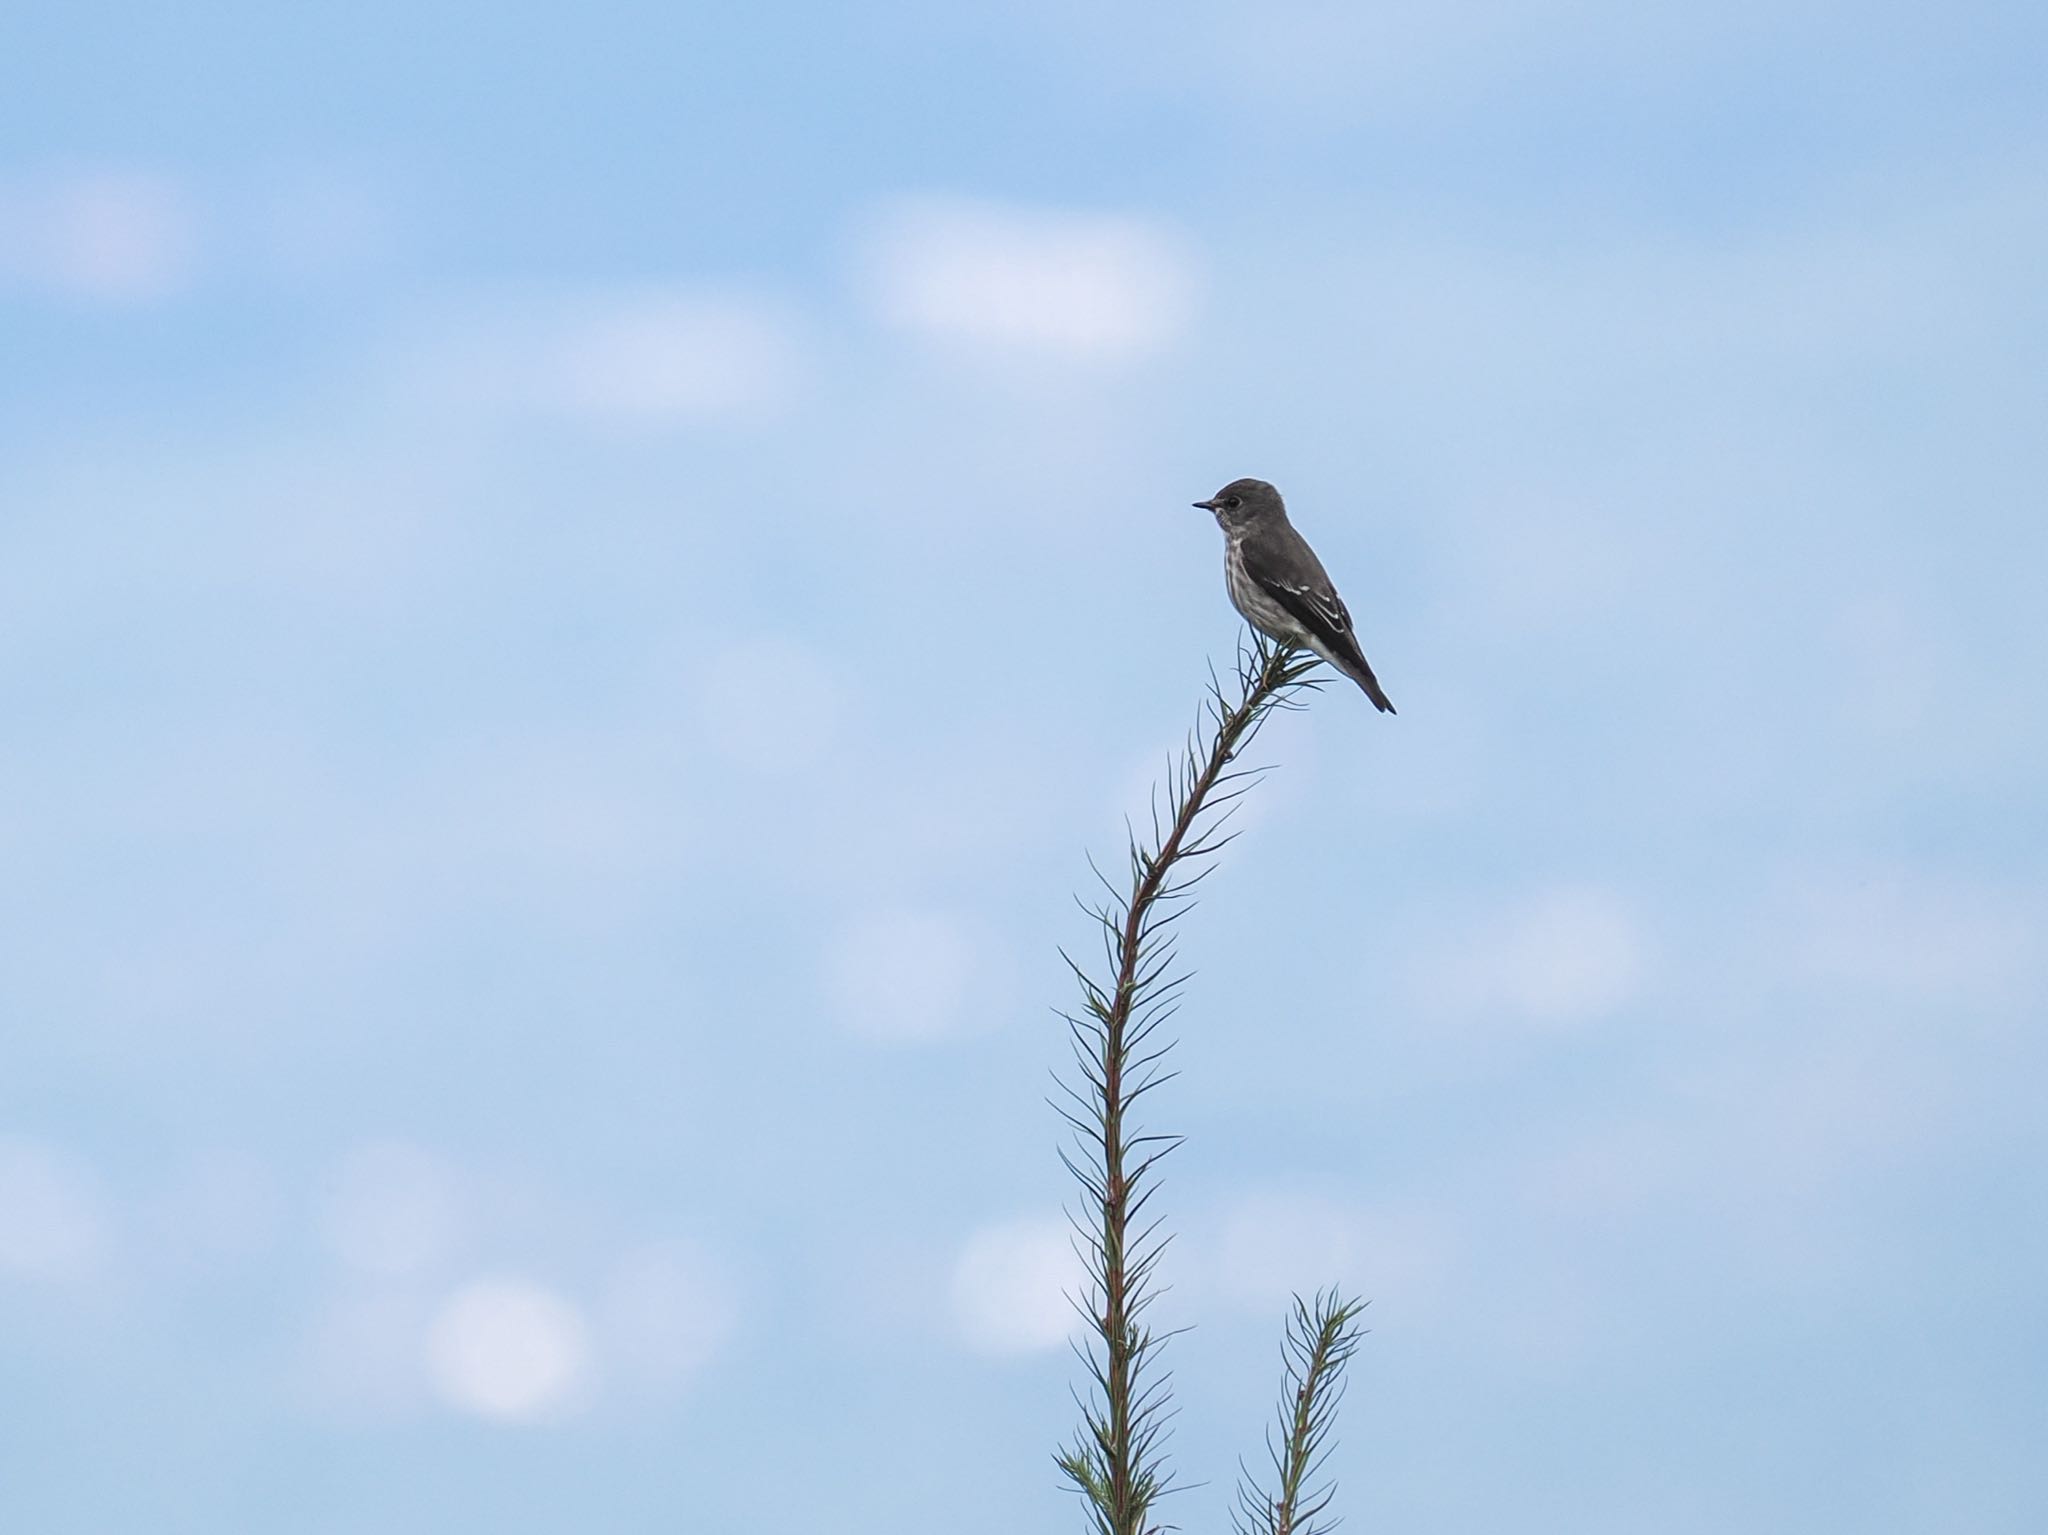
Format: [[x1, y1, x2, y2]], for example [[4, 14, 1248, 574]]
[[3, 2, 2046, 1531]]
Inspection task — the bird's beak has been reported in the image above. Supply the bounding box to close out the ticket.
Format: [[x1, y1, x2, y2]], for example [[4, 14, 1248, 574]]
[[1192, 498, 1220, 511]]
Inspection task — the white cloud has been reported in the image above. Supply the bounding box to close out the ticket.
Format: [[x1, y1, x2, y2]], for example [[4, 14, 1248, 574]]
[[1493, 886, 1647, 1022], [863, 195, 1199, 363], [598, 1240, 738, 1394], [0, 170, 198, 302], [823, 907, 990, 1044], [318, 1141, 463, 1278], [302, 1206, 739, 1420], [0, 1137, 111, 1281], [1411, 884, 1650, 1029], [552, 291, 799, 419], [426, 1276, 593, 1422], [404, 286, 802, 424], [948, 1214, 1081, 1354]]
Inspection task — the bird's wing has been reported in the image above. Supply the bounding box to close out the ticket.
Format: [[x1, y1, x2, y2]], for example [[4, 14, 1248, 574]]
[[1240, 529, 1357, 649], [1242, 525, 1397, 713]]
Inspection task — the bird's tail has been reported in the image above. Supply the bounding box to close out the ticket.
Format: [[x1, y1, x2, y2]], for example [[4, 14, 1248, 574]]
[[1346, 656, 1396, 714], [1305, 634, 1397, 713]]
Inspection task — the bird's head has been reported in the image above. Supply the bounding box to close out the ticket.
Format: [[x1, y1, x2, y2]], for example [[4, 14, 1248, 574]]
[[1193, 477, 1284, 530]]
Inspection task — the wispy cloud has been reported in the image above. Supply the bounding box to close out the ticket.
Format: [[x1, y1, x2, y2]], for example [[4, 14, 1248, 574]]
[[425, 1276, 595, 1422], [1407, 884, 1651, 1030], [1195, 1190, 1458, 1322], [596, 1240, 739, 1397], [0, 1136, 111, 1282], [948, 1213, 1079, 1353], [300, 1283, 438, 1416], [0, 169, 199, 303], [822, 907, 1000, 1044], [296, 1153, 741, 1422], [861, 195, 1199, 364], [401, 285, 805, 424], [318, 1141, 466, 1280], [1772, 866, 2045, 1016]]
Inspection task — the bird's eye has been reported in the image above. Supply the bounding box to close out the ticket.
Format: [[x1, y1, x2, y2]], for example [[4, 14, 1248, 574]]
[[1224, 496, 1241, 510]]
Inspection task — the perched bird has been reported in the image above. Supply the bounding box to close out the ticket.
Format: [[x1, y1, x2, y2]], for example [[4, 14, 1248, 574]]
[[1195, 477, 1396, 714]]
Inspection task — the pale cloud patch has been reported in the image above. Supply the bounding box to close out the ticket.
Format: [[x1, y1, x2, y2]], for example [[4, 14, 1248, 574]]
[[1012, 1, 1922, 129], [863, 195, 1199, 364], [438, 726, 696, 893], [855, 721, 1068, 873], [1201, 1191, 1455, 1322], [949, 1214, 1081, 1354], [1695, 1047, 1945, 1212], [425, 1276, 594, 1422], [1775, 867, 2043, 1016], [302, 1168, 739, 1419], [1115, 739, 1194, 844], [1173, 0, 1770, 119], [552, 291, 799, 419], [1444, 489, 1652, 636], [302, 1284, 435, 1415], [597, 1240, 739, 1395], [1214, 1191, 1362, 1308], [0, 1137, 111, 1282], [823, 907, 994, 1044], [1113, 717, 1310, 848], [1412, 884, 1650, 1029], [1515, 1039, 1954, 1291], [318, 1141, 464, 1279], [0, 170, 199, 302], [403, 286, 803, 424]]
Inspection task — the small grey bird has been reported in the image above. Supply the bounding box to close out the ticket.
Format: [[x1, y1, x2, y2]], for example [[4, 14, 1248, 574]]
[[1195, 477, 1396, 714]]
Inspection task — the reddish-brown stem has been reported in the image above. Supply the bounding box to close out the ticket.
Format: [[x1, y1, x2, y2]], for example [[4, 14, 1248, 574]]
[[1091, 643, 1302, 1534]]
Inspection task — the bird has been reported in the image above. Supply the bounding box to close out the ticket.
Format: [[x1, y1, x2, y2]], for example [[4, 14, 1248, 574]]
[[1194, 477, 1396, 714]]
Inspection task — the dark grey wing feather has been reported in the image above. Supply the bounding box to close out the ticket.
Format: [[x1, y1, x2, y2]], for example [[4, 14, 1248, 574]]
[[1238, 525, 1355, 649], [1241, 526, 1397, 714]]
